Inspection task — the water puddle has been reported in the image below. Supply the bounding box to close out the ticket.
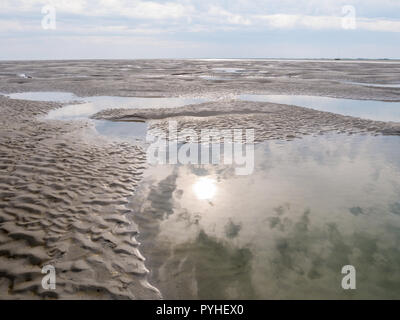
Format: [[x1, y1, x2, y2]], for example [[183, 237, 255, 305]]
[[199, 75, 232, 81], [5, 91, 79, 102], [45, 96, 209, 120], [239, 94, 400, 122], [47, 96, 209, 141], [2, 92, 209, 142], [94, 120, 148, 140], [130, 134, 400, 299], [213, 68, 244, 73], [345, 82, 400, 89]]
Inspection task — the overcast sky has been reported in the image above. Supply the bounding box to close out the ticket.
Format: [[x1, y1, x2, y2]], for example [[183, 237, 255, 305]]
[[1, 0, 400, 60]]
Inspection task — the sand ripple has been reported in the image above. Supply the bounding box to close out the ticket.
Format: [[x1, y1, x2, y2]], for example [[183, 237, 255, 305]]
[[92, 100, 400, 142], [0, 96, 160, 299]]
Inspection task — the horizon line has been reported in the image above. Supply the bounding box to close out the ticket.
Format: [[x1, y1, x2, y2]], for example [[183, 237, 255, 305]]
[[1, 57, 399, 62]]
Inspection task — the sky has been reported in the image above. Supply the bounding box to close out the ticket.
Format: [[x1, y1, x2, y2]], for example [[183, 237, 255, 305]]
[[1, 0, 400, 60]]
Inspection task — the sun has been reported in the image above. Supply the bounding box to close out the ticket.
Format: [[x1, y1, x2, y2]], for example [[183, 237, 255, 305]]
[[192, 177, 217, 200]]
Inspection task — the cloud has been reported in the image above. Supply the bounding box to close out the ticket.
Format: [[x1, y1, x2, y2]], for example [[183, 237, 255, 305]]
[[0, 20, 35, 32], [0, 0, 194, 19], [91, 1, 194, 20], [358, 18, 400, 32], [208, 5, 251, 25], [1, 0, 400, 59], [1, 1, 400, 35], [254, 14, 400, 32]]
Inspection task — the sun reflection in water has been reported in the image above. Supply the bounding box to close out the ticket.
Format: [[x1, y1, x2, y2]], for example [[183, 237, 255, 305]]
[[192, 177, 217, 200]]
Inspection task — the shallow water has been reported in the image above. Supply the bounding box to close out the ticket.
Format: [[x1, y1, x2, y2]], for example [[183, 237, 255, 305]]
[[346, 82, 400, 89], [5, 91, 400, 124], [5, 91, 79, 102], [46, 96, 209, 120], [93, 120, 148, 140], [239, 94, 400, 122], [199, 75, 232, 81], [130, 134, 400, 299], [213, 68, 244, 73], [2, 92, 210, 141], [48, 96, 209, 140]]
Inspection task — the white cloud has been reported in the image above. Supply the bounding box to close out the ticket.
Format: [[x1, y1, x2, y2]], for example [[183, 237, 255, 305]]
[[208, 5, 251, 25], [90, 0, 194, 19], [254, 14, 400, 32], [358, 18, 400, 32], [256, 14, 341, 30], [2, 1, 400, 35], [0, 0, 194, 19]]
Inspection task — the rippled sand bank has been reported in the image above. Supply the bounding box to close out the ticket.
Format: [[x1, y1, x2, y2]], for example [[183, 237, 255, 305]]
[[92, 100, 400, 142], [0, 95, 160, 299]]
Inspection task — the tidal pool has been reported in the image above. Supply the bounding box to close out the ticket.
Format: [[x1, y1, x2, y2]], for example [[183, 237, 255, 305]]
[[5, 91, 79, 102], [45, 96, 210, 120], [45, 95, 209, 141], [93, 120, 148, 140], [239, 94, 400, 122], [130, 134, 400, 299], [2, 92, 209, 141]]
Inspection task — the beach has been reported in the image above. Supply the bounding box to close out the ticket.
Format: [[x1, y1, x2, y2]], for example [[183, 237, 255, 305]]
[[1, 59, 400, 299]]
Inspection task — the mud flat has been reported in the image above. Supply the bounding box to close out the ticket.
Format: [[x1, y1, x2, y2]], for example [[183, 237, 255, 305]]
[[0, 59, 400, 299]]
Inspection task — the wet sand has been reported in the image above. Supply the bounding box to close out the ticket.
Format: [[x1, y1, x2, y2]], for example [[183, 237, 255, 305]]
[[92, 99, 400, 142], [1, 59, 400, 299], [0, 96, 159, 299]]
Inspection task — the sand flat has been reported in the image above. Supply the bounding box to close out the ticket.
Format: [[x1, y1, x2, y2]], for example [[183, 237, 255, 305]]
[[0, 95, 159, 299], [1, 59, 400, 299]]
